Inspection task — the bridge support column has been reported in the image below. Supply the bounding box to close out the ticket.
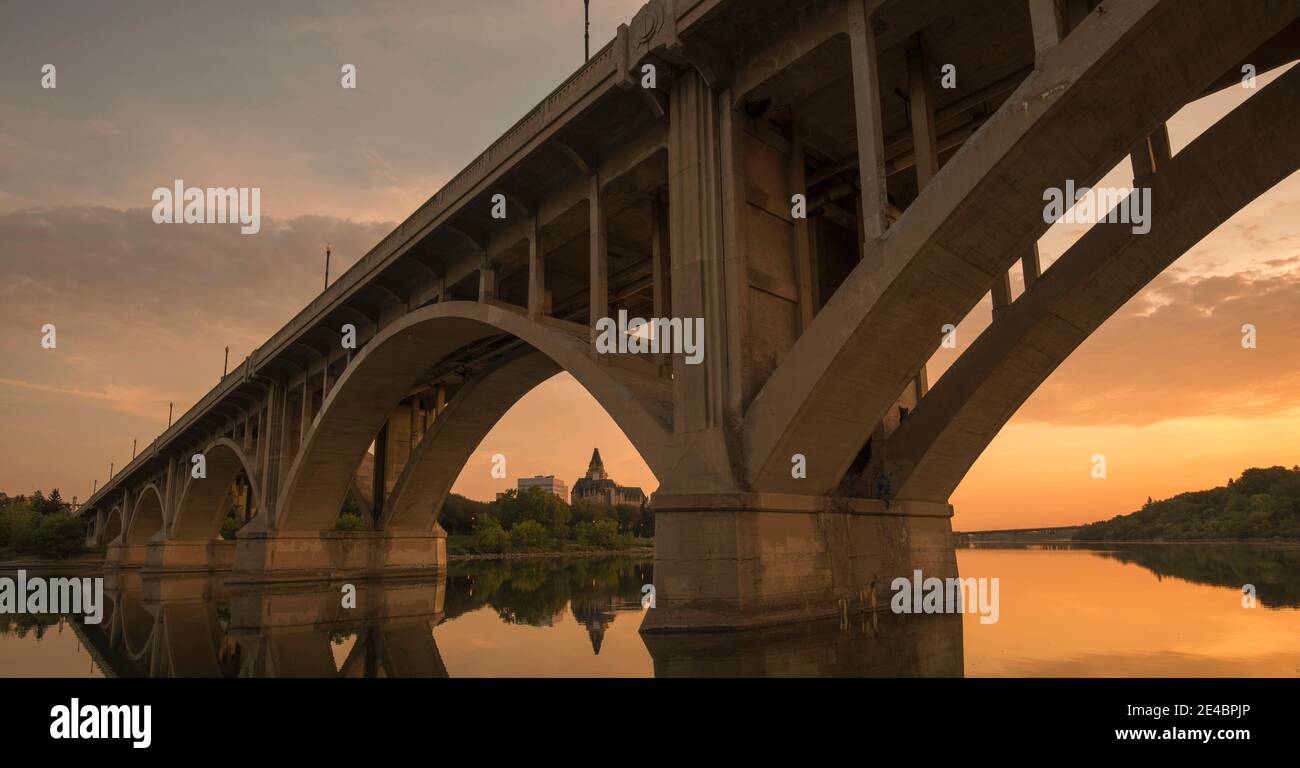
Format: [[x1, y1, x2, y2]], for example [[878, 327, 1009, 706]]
[[143, 539, 237, 573], [641, 493, 956, 633], [105, 542, 149, 568], [228, 528, 446, 584], [89, 508, 105, 548]]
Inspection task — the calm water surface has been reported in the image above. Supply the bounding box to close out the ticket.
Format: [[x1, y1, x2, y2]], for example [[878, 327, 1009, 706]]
[[2, 544, 1297, 677]]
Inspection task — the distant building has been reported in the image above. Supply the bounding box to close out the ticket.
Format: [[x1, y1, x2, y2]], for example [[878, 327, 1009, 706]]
[[571, 448, 645, 508], [516, 475, 568, 502]]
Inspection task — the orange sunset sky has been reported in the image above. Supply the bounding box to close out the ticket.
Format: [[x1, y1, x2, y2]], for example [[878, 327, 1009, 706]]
[[1, 2, 1298, 531]]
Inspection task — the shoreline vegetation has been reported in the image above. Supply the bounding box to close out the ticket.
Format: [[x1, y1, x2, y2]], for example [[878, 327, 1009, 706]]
[[0, 490, 84, 559], [8, 464, 1300, 565], [408, 486, 654, 557], [1072, 466, 1300, 541]]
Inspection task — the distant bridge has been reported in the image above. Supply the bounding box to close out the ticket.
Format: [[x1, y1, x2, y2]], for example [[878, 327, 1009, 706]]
[[78, 0, 1300, 631], [956, 526, 1083, 543]]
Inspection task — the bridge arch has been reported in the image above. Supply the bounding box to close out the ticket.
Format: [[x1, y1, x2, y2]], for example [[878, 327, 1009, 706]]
[[118, 589, 158, 661], [382, 349, 560, 531], [172, 437, 262, 541], [885, 66, 1300, 502], [274, 301, 671, 533], [740, 0, 1297, 495], [102, 505, 124, 545], [125, 483, 165, 546]]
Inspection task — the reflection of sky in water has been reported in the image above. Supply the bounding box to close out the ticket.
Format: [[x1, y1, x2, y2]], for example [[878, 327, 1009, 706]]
[[2, 546, 1297, 677], [960, 547, 1300, 677]]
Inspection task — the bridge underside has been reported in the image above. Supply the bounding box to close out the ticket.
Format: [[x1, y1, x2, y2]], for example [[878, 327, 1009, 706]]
[[79, 0, 1300, 632]]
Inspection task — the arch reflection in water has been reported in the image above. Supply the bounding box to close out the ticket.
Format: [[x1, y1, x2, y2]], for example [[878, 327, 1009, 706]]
[[72, 573, 448, 678], [67, 558, 963, 677]]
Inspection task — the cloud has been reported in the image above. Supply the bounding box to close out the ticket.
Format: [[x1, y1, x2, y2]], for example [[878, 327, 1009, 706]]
[[0, 206, 392, 461], [0, 0, 646, 223], [1016, 266, 1300, 427]]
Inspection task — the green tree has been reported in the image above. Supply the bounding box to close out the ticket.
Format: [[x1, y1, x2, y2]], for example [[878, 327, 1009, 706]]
[[442, 493, 490, 535], [28, 515, 84, 558], [470, 514, 511, 553], [574, 519, 622, 549], [335, 513, 368, 531], [1074, 466, 1300, 541], [221, 514, 242, 540], [494, 487, 570, 535], [0, 508, 36, 549], [511, 519, 547, 549]]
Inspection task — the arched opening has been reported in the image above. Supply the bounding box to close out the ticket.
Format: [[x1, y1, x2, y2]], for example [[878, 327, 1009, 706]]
[[103, 507, 123, 543], [273, 301, 670, 535], [887, 63, 1300, 519], [119, 591, 157, 660], [172, 438, 261, 542], [126, 485, 164, 545], [440, 366, 658, 555]]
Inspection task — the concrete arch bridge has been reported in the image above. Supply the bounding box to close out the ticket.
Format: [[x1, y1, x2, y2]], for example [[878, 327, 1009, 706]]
[[79, 0, 1300, 631]]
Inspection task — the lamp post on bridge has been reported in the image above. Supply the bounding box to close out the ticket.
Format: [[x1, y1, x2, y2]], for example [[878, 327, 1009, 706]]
[[584, 0, 590, 61], [325, 244, 332, 290]]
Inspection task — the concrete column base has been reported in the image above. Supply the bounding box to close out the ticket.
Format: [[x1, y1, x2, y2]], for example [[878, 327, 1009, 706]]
[[640, 493, 957, 633], [228, 527, 447, 584], [104, 542, 148, 569], [142, 539, 237, 573]]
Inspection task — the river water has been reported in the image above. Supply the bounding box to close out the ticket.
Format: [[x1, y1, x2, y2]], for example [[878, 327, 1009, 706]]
[[2, 544, 1296, 677]]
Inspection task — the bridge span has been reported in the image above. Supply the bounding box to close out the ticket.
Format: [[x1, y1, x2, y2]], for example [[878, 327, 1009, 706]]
[[78, 0, 1300, 631]]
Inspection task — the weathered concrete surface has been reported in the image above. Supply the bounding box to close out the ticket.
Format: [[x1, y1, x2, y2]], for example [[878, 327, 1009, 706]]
[[228, 528, 446, 584], [104, 542, 149, 569], [888, 61, 1300, 502], [142, 539, 236, 573], [641, 493, 956, 632]]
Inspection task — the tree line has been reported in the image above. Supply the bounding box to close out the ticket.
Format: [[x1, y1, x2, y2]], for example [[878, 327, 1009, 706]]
[[449, 487, 654, 555], [1074, 466, 1300, 541], [0, 489, 85, 558]]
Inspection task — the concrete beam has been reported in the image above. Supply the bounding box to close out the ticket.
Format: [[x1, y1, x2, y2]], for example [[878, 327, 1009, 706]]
[[589, 173, 608, 339], [889, 63, 1300, 502], [847, 0, 889, 246], [742, 0, 1300, 495]]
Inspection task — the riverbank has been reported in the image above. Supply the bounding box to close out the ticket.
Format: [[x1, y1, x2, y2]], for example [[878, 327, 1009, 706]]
[[0, 551, 104, 572], [446, 533, 653, 561], [450, 545, 653, 562], [0, 543, 655, 571]]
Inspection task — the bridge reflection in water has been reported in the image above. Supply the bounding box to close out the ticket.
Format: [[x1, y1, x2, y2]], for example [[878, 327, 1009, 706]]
[[70, 558, 963, 677]]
